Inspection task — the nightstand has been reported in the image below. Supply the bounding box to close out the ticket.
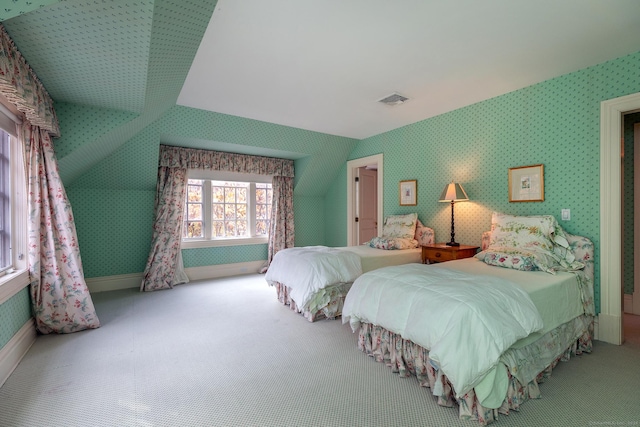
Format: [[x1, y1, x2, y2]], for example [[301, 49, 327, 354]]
[[421, 243, 480, 264]]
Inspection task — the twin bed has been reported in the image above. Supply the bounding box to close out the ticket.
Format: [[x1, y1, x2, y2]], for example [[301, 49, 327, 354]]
[[265, 213, 434, 321], [265, 212, 594, 425]]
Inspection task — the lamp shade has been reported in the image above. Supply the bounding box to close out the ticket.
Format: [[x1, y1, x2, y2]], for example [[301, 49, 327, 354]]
[[439, 182, 469, 202]]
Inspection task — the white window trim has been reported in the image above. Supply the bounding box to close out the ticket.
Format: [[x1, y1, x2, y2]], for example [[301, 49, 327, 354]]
[[181, 170, 272, 249], [0, 113, 28, 305]]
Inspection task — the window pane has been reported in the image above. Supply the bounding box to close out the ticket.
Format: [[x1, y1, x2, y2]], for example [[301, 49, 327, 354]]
[[187, 185, 202, 202], [212, 221, 224, 237], [224, 187, 235, 203], [236, 220, 247, 236], [236, 203, 247, 219], [237, 187, 247, 203], [184, 221, 203, 238], [224, 204, 236, 219], [224, 221, 236, 236], [212, 186, 224, 202], [256, 220, 267, 236], [256, 188, 266, 204], [0, 131, 9, 269], [187, 203, 202, 220], [212, 204, 224, 220], [256, 204, 266, 219]]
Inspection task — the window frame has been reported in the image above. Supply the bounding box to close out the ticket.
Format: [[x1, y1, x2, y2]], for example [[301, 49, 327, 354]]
[[0, 113, 29, 304], [181, 170, 272, 249]]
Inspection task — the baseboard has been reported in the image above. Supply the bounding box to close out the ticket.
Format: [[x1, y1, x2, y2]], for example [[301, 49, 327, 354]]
[[86, 261, 266, 293], [597, 312, 622, 345], [185, 260, 265, 281], [0, 318, 36, 388], [85, 272, 144, 293]]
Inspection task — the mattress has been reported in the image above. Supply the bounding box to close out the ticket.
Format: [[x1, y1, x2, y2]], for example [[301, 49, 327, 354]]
[[340, 245, 421, 272], [435, 257, 583, 347]]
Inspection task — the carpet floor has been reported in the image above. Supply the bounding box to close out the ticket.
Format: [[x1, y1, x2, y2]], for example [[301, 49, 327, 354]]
[[1, 274, 640, 427]]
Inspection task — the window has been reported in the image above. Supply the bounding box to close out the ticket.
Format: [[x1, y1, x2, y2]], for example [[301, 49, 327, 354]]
[[183, 178, 272, 247], [0, 129, 10, 271], [0, 108, 28, 300]]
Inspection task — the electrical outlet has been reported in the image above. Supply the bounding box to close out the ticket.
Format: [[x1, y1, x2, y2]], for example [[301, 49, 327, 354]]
[[561, 209, 570, 221]]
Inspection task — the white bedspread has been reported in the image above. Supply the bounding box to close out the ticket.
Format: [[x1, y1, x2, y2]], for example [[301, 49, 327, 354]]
[[265, 246, 362, 310], [342, 263, 543, 398]]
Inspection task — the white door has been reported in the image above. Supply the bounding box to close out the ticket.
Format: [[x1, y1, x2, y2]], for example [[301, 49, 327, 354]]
[[632, 123, 640, 314], [357, 167, 378, 244]]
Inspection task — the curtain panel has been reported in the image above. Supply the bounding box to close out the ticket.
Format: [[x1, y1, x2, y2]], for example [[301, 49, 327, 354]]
[[0, 24, 59, 136], [141, 145, 295, 292], [22, 123, 100, 333]]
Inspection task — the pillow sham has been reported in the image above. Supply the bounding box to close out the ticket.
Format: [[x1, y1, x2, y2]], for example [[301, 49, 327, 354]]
[[382, 213, 418, 239], [369, 236, 419, 250], [414, 220, 435, 246], [483, 213, 585, 273], [476, 247, 557, 274]]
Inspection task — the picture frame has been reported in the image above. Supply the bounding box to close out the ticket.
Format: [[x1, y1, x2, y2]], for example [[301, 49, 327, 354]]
[[399, 180, 417, 206], [508, 164, 544, 202]]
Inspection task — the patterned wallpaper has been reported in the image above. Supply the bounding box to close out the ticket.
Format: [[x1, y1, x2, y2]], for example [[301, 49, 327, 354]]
[[623, 112, 640, 295], [0, 0, 60, 21], [325, 50, 640, 314], [0, 288, 31, 350], [64, 104, 352, 277]]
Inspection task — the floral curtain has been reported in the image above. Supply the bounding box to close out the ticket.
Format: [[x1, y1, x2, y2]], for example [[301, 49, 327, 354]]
[[0, 24, 59, 136], [141, 145, 295, 291], [22, 123, 100, 333], [140, 166, 189, 292], [261, 175, 294, 272]]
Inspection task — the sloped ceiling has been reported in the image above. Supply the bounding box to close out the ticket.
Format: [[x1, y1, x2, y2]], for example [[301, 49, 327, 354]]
[[2, 0, 640, 192]]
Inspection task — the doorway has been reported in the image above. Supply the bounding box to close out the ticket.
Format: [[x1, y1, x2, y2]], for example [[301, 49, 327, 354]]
[[600, 92, 640, 345], [347, 154, 383, 246]]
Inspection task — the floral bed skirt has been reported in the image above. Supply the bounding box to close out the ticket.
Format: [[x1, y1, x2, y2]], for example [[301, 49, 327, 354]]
[[357, 315, 593, 425], [271, 281, 352, 322]]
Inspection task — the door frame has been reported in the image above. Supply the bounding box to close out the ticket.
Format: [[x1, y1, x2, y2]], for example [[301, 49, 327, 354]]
[[600, 91, 640, 345], [347, 154, 383, 246]]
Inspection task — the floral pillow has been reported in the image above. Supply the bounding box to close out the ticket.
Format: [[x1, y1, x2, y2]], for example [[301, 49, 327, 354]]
[[414, 219, 435, 246], [369, 236, 419, 250], [382, 213, 418, 239], [477, 247, 558, 274], [482, 213, 585, 274]]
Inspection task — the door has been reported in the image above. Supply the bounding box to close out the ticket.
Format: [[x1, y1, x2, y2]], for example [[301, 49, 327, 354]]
[[357, 167, 377, 244]]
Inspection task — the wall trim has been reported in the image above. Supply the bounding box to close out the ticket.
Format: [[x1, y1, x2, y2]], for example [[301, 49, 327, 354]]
[[0, 318, 36, 388], [600, 91, 640, 345], [185, 260, 264, 281], [86, 272, 144, 293], [86, 261, 266, 293]]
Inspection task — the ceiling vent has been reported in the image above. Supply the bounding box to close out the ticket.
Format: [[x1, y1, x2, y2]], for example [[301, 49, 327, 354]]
[[378, 92, 409, 106]]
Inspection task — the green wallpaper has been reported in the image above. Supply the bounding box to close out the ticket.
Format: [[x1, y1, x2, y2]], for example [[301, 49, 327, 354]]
[[623, 112, 640, 295], [0, 288, 31, 349], [327, 50, 640, 315], [64, 105, 355, 278], [0, 0, 60, 22]]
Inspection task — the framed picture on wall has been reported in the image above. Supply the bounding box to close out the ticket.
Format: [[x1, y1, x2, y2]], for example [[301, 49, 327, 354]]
[[399, 180, 417, 206], [508, 164, 544, 202]]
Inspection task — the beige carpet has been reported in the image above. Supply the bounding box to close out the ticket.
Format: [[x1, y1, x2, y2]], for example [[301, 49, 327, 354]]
[[1, 274, 640, 427]]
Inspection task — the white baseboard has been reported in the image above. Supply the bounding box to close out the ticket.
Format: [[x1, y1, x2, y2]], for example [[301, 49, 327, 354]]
[[0, 318, 36, 388], [85, 272, 144, 293], [597, 312, 622, 345], [86, 261, 266, 293], [185, 260, 265, 281]]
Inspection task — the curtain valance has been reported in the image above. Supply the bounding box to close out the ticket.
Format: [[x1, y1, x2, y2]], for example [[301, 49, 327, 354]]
[[159, 144, 294, 178], [0, 25, 59, 136]]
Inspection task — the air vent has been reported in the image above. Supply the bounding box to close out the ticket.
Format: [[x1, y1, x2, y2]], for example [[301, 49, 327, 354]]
[[378, 92, 409, 106]]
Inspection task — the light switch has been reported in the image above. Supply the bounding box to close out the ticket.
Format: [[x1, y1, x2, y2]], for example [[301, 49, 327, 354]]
[[561, 209, 570, 221]]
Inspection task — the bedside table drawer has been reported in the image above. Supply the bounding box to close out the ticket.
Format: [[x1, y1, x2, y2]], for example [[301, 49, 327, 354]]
[[421, 244, 480, 264], [422, 248, 456, 262]]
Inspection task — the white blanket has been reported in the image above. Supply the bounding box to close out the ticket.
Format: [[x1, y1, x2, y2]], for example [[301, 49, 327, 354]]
[[265, 246, 362, 310], [342, 263, 543, 398]]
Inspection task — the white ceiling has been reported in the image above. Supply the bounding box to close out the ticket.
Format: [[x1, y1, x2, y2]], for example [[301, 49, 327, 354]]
[[177, 0, 640, 140]]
